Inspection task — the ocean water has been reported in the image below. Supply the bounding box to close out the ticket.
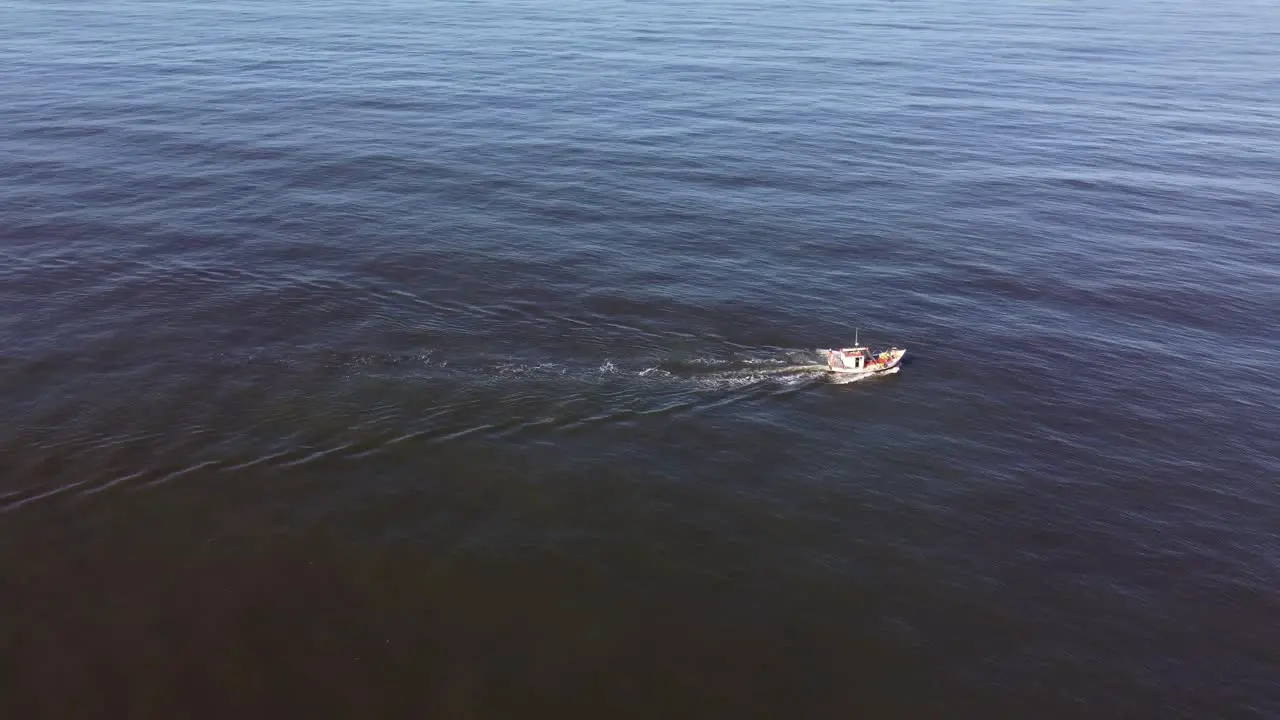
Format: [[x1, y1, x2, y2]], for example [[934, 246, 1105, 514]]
[[2, 0, 1278, 716]]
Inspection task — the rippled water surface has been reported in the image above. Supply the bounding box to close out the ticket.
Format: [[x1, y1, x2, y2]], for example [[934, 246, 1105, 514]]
[[2, 0, 1279, 716]]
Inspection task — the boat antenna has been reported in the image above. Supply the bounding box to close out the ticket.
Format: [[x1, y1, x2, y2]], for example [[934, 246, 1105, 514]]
[[855, 327, 859, 345]]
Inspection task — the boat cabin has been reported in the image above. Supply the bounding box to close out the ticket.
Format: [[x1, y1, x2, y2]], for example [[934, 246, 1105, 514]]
[[831, 346, 869, 370]]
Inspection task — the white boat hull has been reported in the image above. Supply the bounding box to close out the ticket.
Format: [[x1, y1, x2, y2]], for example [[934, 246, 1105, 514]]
[[821, 347, 906, 377]]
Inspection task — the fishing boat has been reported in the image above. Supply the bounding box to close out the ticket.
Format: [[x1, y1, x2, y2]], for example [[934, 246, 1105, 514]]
[[821, 330, 905, 378]]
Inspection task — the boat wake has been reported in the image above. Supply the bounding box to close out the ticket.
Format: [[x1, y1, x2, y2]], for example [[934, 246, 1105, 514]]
[[489, 351, 835, 389], [257, 345, 893, 390], [2, 347, 892, 512]]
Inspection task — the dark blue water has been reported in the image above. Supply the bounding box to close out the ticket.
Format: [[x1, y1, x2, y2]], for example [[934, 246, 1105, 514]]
[[3, 0, 1279, 716]]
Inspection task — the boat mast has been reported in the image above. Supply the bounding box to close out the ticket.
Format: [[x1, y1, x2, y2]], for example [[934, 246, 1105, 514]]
[[855, 327, 858, 346]]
